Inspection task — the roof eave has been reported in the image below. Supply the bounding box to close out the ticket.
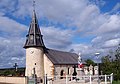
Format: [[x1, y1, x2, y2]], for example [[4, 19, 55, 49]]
[[23, 45, 45, 49]]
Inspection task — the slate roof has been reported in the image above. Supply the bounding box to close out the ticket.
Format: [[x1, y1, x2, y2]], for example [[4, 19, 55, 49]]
[[45, 48, 79, 65], [24, 10, 45, 48]]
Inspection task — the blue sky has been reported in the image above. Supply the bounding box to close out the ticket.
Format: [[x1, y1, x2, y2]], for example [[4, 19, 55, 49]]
[[0, 0, 120, 68]]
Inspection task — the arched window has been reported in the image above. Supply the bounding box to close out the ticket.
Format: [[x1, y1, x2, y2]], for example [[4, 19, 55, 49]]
[[60, 70, 64, 79]]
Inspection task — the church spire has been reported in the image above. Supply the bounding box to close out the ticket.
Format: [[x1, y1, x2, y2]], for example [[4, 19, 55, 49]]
[[24, 0, 45, 48]]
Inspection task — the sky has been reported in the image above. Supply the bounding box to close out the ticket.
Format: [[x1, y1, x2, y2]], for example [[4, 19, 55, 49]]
[[0, 0, 120, 68]]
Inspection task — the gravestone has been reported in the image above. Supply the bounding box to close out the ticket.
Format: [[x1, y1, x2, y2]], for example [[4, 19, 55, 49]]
[[84, 66, 88, 75], [89, 65, 93, 75], [94, 66, 98, 75]]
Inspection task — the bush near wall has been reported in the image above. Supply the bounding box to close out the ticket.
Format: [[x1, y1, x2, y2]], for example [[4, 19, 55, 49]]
[[0, 68, 25, 77]]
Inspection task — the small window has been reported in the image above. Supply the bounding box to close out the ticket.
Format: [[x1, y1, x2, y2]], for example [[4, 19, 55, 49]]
[[68, 68, 69, 75]]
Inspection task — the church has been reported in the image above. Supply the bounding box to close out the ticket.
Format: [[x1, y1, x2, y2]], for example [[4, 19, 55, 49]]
[[0, 3, 99, 84], [23, 9, 79, 81]]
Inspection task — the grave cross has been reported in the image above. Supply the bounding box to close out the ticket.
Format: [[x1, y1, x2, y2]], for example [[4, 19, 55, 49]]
[[13, 63, 18, 71]]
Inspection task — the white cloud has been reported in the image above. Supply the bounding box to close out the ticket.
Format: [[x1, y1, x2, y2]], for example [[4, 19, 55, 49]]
[[41, 26, 74, 50], [89, 0, 106, 7], [0, 14, 27, 38], [103, 38, 120, 48], [95, 14, 120, 34], [91, 36, 102, 43], [70, 44, 90, 54], [0, 37, 25, 68], [11, 57, 20, 61], [0, 0, 17, 13], [14, 0, 32, 18], [111, 3, 120, 13]]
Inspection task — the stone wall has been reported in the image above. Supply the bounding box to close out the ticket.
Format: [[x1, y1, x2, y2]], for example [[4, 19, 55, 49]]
[[0, 76, 27, 84]]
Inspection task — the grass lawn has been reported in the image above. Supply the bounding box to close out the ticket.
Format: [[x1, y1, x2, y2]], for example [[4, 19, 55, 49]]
[[112, 80, 120, 84]]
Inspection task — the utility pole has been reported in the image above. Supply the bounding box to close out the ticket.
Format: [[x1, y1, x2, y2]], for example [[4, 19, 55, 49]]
[[95, 52, 100, 84]]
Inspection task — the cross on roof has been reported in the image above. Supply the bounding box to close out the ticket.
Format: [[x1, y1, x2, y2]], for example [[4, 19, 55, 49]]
[[33, 0, 36, 11]]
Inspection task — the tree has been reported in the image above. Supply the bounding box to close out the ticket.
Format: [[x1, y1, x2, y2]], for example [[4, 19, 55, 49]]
[[85, 59, 95, 66], [101, 45, 120, 81], [101, 55, 113, 75], [113, 46, 120, 81]]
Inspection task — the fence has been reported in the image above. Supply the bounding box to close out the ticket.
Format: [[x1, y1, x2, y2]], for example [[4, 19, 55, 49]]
[[46, 73, 113, 84], [28, 73, 113, 84]]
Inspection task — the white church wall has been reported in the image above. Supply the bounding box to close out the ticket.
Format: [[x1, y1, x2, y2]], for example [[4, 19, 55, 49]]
[[26, 47, 44, 79], [44, 54, 54, 78]]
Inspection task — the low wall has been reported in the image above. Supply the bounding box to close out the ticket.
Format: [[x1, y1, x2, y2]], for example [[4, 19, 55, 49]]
[[0, 76, 27, 84]]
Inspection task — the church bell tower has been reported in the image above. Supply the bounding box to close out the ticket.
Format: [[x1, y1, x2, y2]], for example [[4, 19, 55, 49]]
[[24, 9, 45, 82]]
